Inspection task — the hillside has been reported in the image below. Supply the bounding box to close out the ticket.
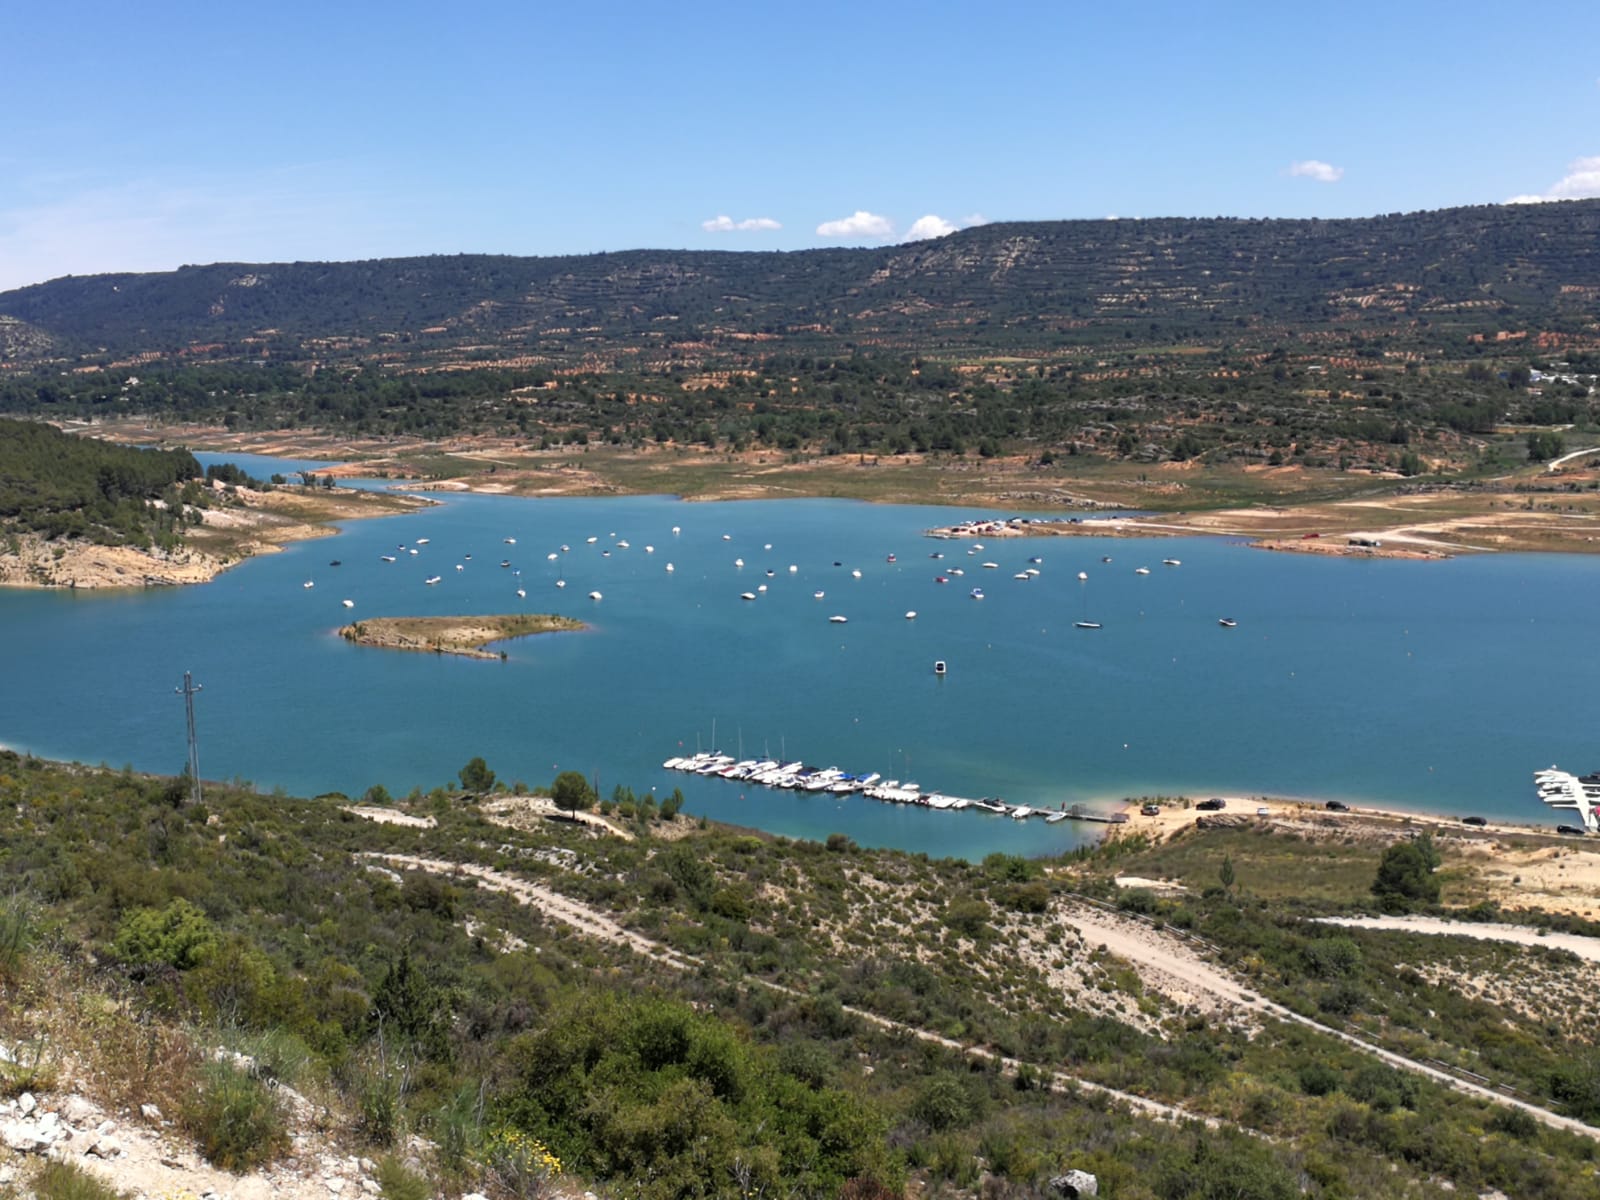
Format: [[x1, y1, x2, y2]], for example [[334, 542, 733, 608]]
[[6, 751, 1600, 1198], [3, 203, 1598, 517], [3, 202, 1599, 368]]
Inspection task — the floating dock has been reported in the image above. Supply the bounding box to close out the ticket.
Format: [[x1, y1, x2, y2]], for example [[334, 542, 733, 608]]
[[662, 752, 1127, 826]]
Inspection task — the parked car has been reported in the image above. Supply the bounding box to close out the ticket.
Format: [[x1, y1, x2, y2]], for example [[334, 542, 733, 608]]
[[1462, 815, 1488, 827], [1256, 806, 1271, 817], [1140, 803, 1162, 817], [1324, 800, 1350, 812], [1557, 825, 1588, 837], [1197, 797, 1226, 811]]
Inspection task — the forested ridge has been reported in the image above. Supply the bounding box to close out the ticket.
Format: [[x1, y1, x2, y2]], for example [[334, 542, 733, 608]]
[[3, 202, 1599, 363], [0, 417, 213, 547], [1, 202, 1597, 480]]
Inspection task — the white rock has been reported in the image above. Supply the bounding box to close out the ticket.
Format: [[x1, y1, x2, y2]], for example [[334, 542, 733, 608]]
[[140, 1103, 163, 1122], [326, 1180, 346, 1195], [91, 1135, 123, 1159], [2, 1121, 39, 1153], [464, 1193, 493, 1200], [38, 1111, 58, 1132], [361, 1181, 381, 1196], [62, 1096, 97, 1126], [16, 1093, 35, 1117]]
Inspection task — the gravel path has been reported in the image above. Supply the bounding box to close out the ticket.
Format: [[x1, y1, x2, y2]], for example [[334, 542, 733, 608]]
[[1315, 915, 1600, 963], [372, 853, 1600, 1139], [367, 854, 1203, 1125], [1065, 904, 1600, 1139]]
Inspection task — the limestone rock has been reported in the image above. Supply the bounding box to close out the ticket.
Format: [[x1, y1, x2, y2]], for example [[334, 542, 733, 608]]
[[1050, 1170, 1098, 1199], [17, 1093, 35, 1117], [140, 1103, 164, 1123]]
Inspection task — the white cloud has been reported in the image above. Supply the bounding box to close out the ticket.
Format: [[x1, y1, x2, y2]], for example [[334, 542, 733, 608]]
[[816, 210, 894, 239], [701, 214, 781, 232], [1506, 155, 1600, 204], [905, 214, 958, 241], [1286, 159, 1344, 183]]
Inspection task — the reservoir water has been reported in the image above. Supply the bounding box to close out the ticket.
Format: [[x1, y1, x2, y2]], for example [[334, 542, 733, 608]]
[[3, 456, 1597, 859]]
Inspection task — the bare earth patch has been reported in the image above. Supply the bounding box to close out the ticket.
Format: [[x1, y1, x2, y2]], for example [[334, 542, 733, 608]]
[[336, 613, 585, 659]]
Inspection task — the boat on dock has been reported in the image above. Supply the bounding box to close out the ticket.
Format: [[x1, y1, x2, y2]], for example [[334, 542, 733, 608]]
[[664, 744, 1085, 834]]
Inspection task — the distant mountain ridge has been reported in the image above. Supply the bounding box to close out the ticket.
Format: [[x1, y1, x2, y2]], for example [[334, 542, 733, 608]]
[[4, 201, 1599, 364]]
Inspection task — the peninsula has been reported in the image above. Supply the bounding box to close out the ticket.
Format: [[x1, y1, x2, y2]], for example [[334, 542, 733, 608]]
[[337, 612, 585, 658]]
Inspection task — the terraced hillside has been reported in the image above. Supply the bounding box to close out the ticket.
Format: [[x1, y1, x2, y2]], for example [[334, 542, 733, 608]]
[[3, 201, 1598, 368]]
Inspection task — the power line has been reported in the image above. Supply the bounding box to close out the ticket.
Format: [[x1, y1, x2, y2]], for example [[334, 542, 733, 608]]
[[175, 671, 202, 805]]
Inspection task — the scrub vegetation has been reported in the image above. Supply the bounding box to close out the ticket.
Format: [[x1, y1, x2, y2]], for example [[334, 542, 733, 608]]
[[4, 750, 1600, 1196]]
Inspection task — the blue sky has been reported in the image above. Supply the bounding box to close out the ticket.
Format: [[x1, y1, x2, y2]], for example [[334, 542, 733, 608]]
[[3, 0, 1598, 291]]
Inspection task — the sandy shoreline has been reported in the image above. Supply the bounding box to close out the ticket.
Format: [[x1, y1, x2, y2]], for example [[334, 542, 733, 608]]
[[0, 482, 426, 590]]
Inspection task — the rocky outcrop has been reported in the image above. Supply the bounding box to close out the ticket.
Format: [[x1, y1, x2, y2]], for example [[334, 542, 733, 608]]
[[1050, 1170, 1099, 1198]]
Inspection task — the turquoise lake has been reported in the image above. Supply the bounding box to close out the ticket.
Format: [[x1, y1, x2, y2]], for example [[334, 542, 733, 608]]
[[3, 452, 1597, 859]]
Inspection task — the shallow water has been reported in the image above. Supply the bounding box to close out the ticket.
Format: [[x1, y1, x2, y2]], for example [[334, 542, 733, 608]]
[[2, 459, 1596, 859]]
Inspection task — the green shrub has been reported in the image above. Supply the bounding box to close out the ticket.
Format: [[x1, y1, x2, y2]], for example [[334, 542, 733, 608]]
[[1297, 1062, 1341, 1097], [181, 1059, 288, 1171], [0, 891, 35, 982], [31, 1160, 129, 1200], [375, 1154, 433, 1200], [1488, 1104, 1540, 1140], [112, 897, 216, 969], [909, 1071, 974, 1132]]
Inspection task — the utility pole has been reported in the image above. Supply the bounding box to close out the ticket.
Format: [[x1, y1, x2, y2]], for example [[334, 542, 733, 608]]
[[176, 671, 202, 805]]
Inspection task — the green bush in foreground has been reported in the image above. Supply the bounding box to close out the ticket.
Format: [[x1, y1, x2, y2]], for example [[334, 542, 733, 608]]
[[181, 1059, 288, 1171], [31, 1159, 129, 1200]]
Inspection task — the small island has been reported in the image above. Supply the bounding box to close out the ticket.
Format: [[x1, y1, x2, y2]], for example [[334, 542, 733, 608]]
[[338, 613, 585, 659]]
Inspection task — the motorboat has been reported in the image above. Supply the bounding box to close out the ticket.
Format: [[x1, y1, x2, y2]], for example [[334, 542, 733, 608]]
[[341, 599, 354, 608], [1074, 621, 1102, 629], [1134, 567, 1150, 575], [741, 592, 757, 601], [589, 591, 603, 600], [1162, 558, 1181, 566], [933, 660, 947, 675], [905, 611, 917, 619], [829, 614, 848, 623], [1218, 618, 1238, 628]]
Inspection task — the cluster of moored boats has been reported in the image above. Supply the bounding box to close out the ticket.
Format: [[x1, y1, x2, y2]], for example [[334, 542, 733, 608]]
[[662, 752, 1071, 821]]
